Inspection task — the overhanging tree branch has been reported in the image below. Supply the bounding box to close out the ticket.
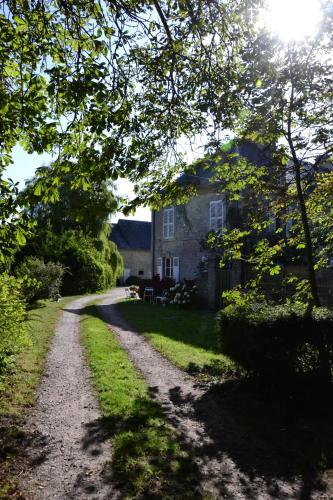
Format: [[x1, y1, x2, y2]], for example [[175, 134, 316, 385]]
[[152, 0, 172, 42]]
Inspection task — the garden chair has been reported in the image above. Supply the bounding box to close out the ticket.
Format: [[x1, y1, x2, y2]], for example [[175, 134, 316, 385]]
[[143, 287, 154, 303], [154, 290, 168, 306]]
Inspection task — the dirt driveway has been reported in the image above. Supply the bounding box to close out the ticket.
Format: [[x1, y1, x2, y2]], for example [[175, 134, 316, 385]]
[[19, 291, 124, 500], [19, 289, 332, 499]]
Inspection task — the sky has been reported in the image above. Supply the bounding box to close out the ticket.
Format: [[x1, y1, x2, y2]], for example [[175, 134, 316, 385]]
[[5, 144, 151, 223], [5, 133, 207, 224]]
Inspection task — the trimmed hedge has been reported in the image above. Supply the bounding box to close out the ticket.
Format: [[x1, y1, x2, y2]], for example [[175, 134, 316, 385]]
[[218, 302, 333, 382]]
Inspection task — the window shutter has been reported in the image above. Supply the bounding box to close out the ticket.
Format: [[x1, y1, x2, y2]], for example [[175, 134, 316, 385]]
[[163, 207, 174, 238], [157, 257, 162, 278], [209, 202, 215, 230], [173, 257, 180, 282], [169, 208, 174, 237], [210, 200, 224, 231]]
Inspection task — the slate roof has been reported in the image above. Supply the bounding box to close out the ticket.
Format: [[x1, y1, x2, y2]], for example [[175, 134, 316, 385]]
[[110, 219, 151, 251], [177, 140, 272, 188]]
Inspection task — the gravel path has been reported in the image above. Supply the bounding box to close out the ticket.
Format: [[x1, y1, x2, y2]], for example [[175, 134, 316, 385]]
[[19, 289, 331, 499], [96, 293, 330, 500], [19, 292, 124, 500]]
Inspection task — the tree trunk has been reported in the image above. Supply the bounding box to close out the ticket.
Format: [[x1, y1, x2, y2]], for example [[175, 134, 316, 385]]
[[287, 81, 321, 307], [293, 160, 321, 307], [291, 153, 330, 381]]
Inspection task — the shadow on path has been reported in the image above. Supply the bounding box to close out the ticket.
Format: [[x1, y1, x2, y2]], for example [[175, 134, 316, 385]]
[[66, 300, 333, 499], [79, 397, 204, 498]]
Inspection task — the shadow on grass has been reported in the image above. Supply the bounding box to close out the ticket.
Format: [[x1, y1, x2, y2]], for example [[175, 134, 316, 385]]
[[80, 397, 204, 499], [26, 302, 46, 311], [72, 302, 333, 498], [117, 300, 221, 352], [90, 379, 333, 499]]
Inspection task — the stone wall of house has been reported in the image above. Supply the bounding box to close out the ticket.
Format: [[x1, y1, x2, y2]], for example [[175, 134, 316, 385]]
[[153, 191, 226, 280], [260, 266, 333, 306], [199, 261, 333, 310], [120, 249, 152, 282]]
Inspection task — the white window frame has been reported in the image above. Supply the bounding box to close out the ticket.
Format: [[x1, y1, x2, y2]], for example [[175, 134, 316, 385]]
[[164, 257, 173, 278], [209, 200, 224, 231], [163, 207, 174, 239], [163, 256, 180, 281]]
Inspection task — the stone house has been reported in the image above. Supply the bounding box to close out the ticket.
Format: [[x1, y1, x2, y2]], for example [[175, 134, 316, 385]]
[[152, 191, 226, 282], [110, 219, 152, 283], [152, 140, 333, 307], [152, 141, 268, 285]]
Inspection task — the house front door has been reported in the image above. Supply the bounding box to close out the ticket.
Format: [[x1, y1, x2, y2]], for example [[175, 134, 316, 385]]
[[163, 256, 180, 282]]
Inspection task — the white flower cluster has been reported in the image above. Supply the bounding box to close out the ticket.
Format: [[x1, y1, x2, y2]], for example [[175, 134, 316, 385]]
[[167, 282, 197, 307]]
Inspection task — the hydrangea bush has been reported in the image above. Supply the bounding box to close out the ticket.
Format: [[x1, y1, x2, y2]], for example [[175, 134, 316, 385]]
[[167, 282, 197, 307]]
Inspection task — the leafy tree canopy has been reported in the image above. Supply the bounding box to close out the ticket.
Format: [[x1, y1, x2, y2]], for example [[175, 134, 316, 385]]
[[0, 0, 245, 183], [0, 0, 247, 261], [22, 166, 118, 238], [1, 0, 333, 306]]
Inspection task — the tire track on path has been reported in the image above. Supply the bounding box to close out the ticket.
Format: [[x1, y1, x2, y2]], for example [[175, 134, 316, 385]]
[[19, 289, 330, 499], [20, 291, 124, 500], [97, 294, 326, 500]]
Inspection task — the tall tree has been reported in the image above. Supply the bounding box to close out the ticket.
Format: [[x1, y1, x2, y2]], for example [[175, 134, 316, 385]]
[[202, 2, 333, 306], [15, 168, 124, 293], [22, 166, 118, 238], [0, 0, 246, 259]]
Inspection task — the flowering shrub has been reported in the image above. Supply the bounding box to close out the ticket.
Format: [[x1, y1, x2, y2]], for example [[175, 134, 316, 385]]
[[167, 282, 197, 307]]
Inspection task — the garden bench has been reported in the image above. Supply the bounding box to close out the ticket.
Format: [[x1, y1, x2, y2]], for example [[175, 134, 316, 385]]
[[125, 287, 139, 299]]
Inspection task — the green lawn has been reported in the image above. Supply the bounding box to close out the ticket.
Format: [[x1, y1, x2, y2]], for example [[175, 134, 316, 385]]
[[81, 305, 204, 499], [117, 301, 238, 378], [0, 296, 77, 498]]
